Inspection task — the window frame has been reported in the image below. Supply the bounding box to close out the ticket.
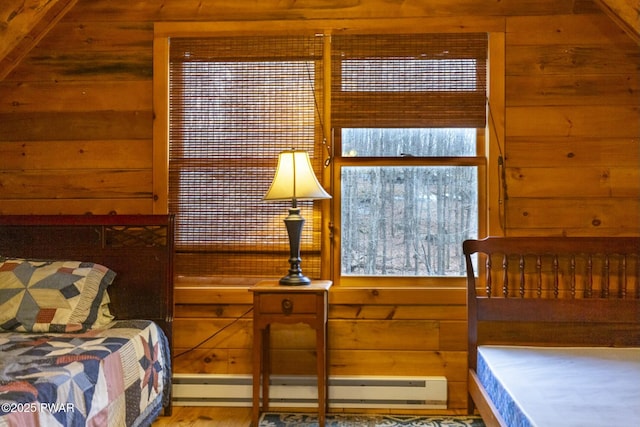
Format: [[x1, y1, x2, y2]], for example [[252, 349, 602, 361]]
[[166, 35, 327, 279], [332, 129, 487, 286], [153, 21, 506, 287]]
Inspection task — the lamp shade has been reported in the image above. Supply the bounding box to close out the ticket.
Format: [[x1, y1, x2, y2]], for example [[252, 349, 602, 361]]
[[264, 149, 331, 201]]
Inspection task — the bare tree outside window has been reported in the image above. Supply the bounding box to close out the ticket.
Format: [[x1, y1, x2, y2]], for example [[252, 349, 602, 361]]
[[340, 129, 478, 276]]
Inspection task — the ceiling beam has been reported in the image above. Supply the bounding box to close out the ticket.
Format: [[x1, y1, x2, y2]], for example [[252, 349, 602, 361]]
[[593, 0, 640, 44], [0, 0, 78, 81]]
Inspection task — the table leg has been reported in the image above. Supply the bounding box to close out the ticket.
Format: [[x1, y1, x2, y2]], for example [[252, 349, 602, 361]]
[[316, 323, 327, 427], [262, 326, 271, 412], [252, 324, 261, 426]]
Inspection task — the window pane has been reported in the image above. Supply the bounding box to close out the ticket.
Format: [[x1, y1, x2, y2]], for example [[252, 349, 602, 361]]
[[331, 33, 488, 129], [168, 35, 325, 278], [341, 59, 479, 92], [171, 60, 317, 248], [341, 166, 478, 276], [342, 128, 476, 157]]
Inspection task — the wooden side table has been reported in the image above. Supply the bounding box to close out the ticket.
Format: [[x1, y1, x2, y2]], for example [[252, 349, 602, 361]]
[[250, 280, 332, 427]]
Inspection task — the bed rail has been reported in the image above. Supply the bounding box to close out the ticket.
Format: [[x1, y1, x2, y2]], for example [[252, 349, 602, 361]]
[[464, 236, 640, 421]]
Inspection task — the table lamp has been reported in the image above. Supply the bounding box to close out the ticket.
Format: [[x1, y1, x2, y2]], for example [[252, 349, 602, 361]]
[[264, 149, 331, 285]]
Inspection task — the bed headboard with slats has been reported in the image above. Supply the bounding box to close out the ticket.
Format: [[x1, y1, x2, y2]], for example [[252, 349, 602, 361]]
[[0, 215, 174, 346], [464, 236, 640, 373]]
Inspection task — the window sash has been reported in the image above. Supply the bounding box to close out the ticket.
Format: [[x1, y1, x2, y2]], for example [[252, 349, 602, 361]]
[[331, 33, 487, 280], [331, 33, 488, 128], [169, 36, 325, 278]]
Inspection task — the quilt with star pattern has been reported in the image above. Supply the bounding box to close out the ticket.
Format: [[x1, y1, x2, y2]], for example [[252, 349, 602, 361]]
[[0, 319, 170, 427]]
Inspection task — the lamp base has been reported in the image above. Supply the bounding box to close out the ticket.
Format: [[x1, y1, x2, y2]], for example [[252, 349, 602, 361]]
[[279, 273, 312, 286], [279, 206, 312, 286]]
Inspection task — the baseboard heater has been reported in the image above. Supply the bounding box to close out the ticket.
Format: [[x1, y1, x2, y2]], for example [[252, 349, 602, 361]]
[[172, 374, 447, 409]]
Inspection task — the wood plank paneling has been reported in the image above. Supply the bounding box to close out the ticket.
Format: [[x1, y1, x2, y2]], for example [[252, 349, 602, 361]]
[[506, 137, 640, 167], [0, 140, 151, 169], [329, 287, 467, 305], [0, 111, 152, 140], [506, 14, 631, 45], [35, 21, 153, 52], [327, 350, 467, 381], [0, 0, 639, 414], [175, 347, 468, 381], [0, 169, 151, 198], [507, 167, 639, 197], [175, 304, 253, 319], [173, 348, 252, 375], [0, 199, 153, 215], [506, 105, 639, 138], [64, 0, 578, 22], [593, 0, 640, 43], [330, 305, 467, 321], [0, 81, 152, 112], [506, 198, 640, 232], [0, 0, 79, 80], [506, 44, 639, 75], [172, 284, 470, 408], [440, 321, 468, 351], [5, 52, 153, 81], [329, 320, 441, 351], [503, 12, 639, 237], [173, 318, 252, 350], [506, 74, 639, 106]]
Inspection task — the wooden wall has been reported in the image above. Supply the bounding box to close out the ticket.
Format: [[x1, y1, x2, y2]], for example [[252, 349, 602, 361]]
[[0, 0, 638, 414], [503, 12, 639, 236]]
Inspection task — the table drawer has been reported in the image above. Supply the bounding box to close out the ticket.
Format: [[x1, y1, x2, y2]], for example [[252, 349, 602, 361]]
[[258, 293, 318, 315]]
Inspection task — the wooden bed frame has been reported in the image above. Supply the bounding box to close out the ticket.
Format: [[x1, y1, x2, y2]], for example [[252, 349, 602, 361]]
[[464, 236, 640, 427], [0, 214, 175, 344]]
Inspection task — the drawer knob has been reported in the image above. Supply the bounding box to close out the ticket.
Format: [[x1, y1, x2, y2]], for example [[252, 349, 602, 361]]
[[281, 298, 294, 314]]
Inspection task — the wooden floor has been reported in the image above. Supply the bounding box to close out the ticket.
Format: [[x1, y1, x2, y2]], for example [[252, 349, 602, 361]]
[[152, 406, 472, 426], [152, 407, 253, 427]]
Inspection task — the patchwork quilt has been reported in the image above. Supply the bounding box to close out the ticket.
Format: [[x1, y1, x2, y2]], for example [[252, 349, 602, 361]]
[[0, 320, 171, 427]]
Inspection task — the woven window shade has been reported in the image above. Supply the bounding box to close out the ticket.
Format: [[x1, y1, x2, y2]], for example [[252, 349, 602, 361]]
[[331, 33, 487, 128], [169, 36, 325, 279]]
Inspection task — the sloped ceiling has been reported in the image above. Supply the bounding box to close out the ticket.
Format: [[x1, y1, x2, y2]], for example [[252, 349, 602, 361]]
[[594, 0, 640, 43], [0, 0, 638, 81], [0, 0, 78, 80]]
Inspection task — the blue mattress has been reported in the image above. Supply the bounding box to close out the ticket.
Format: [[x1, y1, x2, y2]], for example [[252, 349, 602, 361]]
[[476, 346, 640, 427]]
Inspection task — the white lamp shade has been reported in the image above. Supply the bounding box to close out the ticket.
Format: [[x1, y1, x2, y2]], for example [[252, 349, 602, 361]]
[[264, 150, 331, 201]]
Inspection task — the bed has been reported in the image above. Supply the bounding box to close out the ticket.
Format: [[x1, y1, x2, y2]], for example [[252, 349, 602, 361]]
[[0, 215, 174, 427], [464, 236, 640, 427]]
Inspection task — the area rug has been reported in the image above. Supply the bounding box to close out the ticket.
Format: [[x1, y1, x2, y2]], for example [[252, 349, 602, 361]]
[[259, 413, 485, 426]]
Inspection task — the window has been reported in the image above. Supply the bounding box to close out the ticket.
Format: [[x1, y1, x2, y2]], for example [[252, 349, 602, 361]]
[[340, 130, 478, 276], [332, 33, 487, 279], [168, 36, 325, 280], [166, 31, 488, 283]]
